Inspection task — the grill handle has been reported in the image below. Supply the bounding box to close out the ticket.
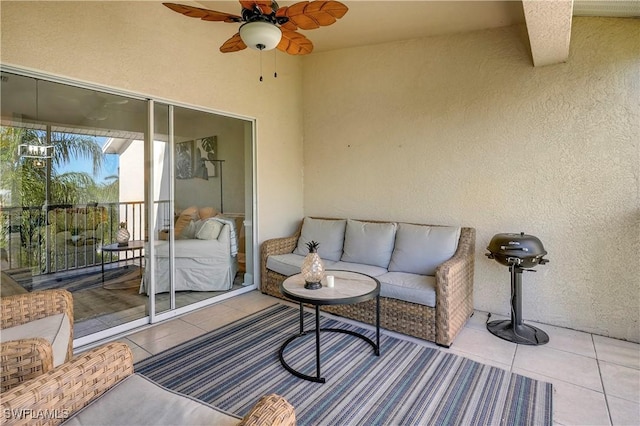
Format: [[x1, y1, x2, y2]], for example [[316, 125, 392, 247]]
[[500, 246, 529, 252]]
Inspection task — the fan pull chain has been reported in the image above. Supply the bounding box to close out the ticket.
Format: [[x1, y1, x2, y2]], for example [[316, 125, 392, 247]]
[[274, 50, 278, 78], [259, 50, 263, 82]]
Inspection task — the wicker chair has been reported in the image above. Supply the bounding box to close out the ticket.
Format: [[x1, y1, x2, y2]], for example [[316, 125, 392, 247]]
[[1, 289, 74, 392], [0, 342, 296, 426]]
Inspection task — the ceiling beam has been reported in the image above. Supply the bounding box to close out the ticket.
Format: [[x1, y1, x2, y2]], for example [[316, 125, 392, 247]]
[[522, 0, 574, 67]]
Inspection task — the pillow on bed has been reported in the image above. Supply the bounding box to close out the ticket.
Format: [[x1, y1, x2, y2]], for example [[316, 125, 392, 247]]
[[196, 219, 224, 240], [180, 220, 197, 239], [175, 206, 199, 237], [199, 206, 218, 220], [174, 215, 191, 238]]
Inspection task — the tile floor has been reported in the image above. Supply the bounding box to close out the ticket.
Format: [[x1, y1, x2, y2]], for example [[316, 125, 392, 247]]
[[85, 291, 640, 426]]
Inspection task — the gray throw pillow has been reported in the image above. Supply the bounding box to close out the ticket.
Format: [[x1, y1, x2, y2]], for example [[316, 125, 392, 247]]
[[293, 217, 347, 261], [341, 220, 398, 268], [388, 223, 461, 275]]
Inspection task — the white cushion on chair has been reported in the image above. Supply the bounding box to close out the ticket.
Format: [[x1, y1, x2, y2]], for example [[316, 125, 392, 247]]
[[64, 373, 240, 426], [0, 313, 71, 367]]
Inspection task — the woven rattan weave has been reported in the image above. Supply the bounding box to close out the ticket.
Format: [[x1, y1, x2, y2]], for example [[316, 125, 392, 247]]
[[261, 218, 475, 347], [1, 289, 74, 392], [1, 342, 296, 426]]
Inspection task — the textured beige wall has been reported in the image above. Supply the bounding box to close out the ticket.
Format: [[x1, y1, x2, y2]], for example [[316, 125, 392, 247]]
[[2, 3, 639, 341], [302, 18, 640, 341], [0, 1, 304, 244]]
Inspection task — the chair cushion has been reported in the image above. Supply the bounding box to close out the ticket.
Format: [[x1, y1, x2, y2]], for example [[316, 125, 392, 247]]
[[0, 313, 71, 367], [293, 217, 346, 261], [378, 272, 437, 307], [341, 220, 397, 268], [388, 223, 461, 275], [329, 261, 388, 277], [267, 253, 338, 277], [196, 219, 224, 240], [63, 373, 239, 426]]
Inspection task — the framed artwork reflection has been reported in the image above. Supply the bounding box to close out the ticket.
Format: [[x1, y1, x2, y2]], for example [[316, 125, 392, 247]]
[[194, 136, 218, 179], [175, 141, 195, 179]]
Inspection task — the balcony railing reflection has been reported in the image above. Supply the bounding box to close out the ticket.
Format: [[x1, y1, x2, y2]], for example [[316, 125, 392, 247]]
[[1, 201, 147, 276]]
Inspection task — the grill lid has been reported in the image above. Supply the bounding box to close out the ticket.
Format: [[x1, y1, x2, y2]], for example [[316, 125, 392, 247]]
[[486, 232, 548, 268]]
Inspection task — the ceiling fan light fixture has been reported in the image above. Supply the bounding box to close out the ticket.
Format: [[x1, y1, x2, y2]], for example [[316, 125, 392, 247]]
[[239, 21, 282, 51]]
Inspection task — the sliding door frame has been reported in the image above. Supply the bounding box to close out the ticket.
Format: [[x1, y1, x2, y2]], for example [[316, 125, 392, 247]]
[[1, 65, 259, 348]]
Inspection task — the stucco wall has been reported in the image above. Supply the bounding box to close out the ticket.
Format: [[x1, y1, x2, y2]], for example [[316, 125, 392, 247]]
[[0, 1, 305, 247], [302, 18, 640, 341]]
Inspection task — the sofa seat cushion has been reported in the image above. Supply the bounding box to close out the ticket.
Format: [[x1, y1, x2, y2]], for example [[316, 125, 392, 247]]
[[63, 373, 239, 426], [388, 223, 461, 275], [267, 253, 338, 277], [293, 217, 347, 261], [378, 272, 436, 307], [329, 261, 388, 277], [0, 313, 71, 367], [341, 220, 397, 268]]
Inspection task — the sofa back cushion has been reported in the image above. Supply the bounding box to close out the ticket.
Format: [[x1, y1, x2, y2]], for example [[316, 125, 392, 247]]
[[341, 220, 397, 268], [388, 223, 461, 275], [293, 217, 346, 261]]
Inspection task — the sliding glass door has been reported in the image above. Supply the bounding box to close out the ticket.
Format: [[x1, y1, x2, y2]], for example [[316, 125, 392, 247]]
[[0, 71, 149, 339], [147, 105, 254, 318], [0, 67, 256, 343]]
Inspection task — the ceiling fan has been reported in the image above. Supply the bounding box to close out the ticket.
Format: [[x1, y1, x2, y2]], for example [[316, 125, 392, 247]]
[[163, 1, 349, 55]]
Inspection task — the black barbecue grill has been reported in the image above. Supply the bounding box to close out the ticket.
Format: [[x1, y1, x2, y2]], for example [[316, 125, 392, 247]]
[[486, 232, 550, 345]]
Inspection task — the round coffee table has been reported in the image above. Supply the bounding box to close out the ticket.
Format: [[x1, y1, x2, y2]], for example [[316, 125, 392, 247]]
[[279, 270, 380, 383], [101, 240, 145, 287]]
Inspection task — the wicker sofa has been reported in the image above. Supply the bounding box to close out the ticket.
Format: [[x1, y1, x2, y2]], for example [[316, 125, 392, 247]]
[[1, 342, 296, 426], [0, 289, 74, 392], [261, 217, 476, 347]]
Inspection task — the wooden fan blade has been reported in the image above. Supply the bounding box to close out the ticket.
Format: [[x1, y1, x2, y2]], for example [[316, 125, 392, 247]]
[[276, 8, 298, 31], [239, 1, 274, 15], [220, 33, 247, 53], [163, 3, 241, 22], [282, 2, 318, 30], [280, 1, 348, 31], [277, 30, 313, 55]]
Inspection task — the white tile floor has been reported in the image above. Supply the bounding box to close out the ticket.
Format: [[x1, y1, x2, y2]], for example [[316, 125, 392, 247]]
[[90, 291, 640, 426]]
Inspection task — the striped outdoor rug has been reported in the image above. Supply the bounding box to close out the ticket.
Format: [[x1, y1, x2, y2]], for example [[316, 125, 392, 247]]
[[135, 304, 552, 426]]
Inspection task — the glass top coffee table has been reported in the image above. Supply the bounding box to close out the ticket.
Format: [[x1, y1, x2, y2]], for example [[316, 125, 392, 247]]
[[279, 270, 380, 383]]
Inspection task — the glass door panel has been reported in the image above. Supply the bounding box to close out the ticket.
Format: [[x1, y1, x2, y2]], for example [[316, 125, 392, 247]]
[[1, 67, 256, 343], [171, 106, 249, 309], [148, 102, 174, 315], [0, 71, 148, 339]]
